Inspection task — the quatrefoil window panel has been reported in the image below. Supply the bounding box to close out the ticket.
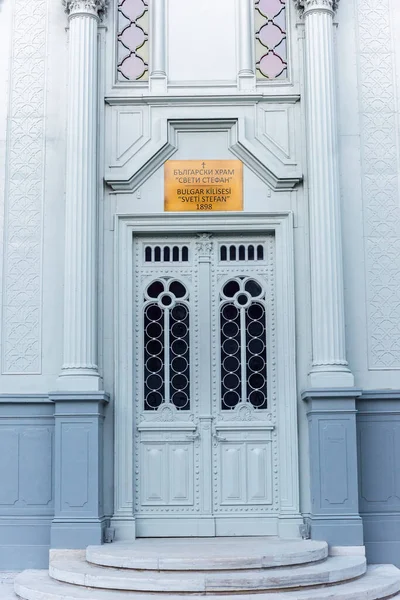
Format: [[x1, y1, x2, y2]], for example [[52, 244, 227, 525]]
[[117, 0, 149, 81], [255, 0, 287, 80]]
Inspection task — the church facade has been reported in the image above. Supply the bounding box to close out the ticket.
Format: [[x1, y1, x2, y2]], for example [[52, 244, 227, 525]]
[[0, 0, 400, 570]]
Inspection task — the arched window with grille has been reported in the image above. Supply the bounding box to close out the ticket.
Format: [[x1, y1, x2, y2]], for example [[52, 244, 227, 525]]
[[220, 277, 268, 411], [143, 279, 190, 411]]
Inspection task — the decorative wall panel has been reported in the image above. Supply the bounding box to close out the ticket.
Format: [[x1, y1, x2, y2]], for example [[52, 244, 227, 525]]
[[0, 424, 53, 509], [1, 0, 48, 373], [0, 429, 19, 504], [319, 421, 349, 506], [60, 424, 90, 509], [356, 0, 400, 368], [358, 419, 400, 511]]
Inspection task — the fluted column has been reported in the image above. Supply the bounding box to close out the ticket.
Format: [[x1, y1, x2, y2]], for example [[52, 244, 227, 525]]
[[58, 0, 106, 391], [149, 0, 167, 93], [295, 0, 353, 387], [237, 0, 255, 91]]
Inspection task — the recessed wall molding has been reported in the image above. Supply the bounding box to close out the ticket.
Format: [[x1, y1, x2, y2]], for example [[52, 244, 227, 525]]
[[105, 109, 302, 193]]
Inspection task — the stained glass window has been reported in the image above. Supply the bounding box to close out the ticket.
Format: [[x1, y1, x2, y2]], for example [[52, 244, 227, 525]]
[[144, 279, 190, 411], [255, 0, 287, 80], [117, 0, 149, 82], [220, 278, 267, 410]]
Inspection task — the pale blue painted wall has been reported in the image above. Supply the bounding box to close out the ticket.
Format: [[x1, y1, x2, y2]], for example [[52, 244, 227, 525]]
[[2, 390, 400, 569], [357, 392, 400, 567], [0, 393, 109, 569], [0, 396, 54, 569]]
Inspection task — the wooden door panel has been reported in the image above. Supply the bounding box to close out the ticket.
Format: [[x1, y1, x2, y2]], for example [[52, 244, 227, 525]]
[[169, 444, 194, 504], [141, 444, 167, 505], [247, 443, 273, 504], [219, 444, 246, 504]]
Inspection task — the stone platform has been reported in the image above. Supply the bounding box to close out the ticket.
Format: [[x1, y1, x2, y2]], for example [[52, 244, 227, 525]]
[[12, 538, 400, 600]]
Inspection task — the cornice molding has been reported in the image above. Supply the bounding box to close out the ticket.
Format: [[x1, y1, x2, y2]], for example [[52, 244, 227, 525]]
[[294, 0, 339, 15], [62, 0, 108, 19]]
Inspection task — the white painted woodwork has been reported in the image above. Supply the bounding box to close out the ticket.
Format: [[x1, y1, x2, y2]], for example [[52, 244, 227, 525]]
[[133, 233, 276, 536], [296, 0, 354, 388], [112, 214, 301, 540], [57, 0, 104, 391], [236, 0, 256, 91], [149, 0, 167, 93]]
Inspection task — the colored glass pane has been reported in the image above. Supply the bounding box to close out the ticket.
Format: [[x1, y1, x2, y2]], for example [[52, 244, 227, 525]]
[[255, 0, 287, 80], [117, 0, 149, 82]]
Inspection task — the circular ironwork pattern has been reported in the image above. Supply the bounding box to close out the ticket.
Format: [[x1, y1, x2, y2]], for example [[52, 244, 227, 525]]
[[220, 303, 241, 410], [246, 301, 267, 409], [170, 303, 190, 410], [220, 277, 267, 410], [144, 279, 190, 411], [144, 302, 165, 410]]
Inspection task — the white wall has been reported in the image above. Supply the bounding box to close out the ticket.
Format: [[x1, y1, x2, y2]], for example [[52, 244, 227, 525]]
[[0, 0, 67, 393], [167, 0, 237, 84], [338, 0, 400, 390], [0, 0, 13, 376]]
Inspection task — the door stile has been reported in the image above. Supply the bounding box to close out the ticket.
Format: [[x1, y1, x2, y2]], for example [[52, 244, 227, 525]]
[[239, 305, 247, 403], [164, 308, 171, 403], [196, 235, 214, 526]]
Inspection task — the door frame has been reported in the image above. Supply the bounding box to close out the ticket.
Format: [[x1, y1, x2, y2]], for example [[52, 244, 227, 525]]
[[111, 212, 301, 540]]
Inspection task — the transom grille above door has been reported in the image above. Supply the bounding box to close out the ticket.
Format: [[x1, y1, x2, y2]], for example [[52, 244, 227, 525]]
[[144, 244, 189, 263], [219, 243, 265, 262]]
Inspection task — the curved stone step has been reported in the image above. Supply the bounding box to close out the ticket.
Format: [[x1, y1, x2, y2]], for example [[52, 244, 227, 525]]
[[13, 565, 400, 600], [49, 552, 366, 592], [86, 538, 328, 570]]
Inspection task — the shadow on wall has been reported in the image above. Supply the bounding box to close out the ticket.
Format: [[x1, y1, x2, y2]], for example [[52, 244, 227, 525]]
[[357, 393, 400, 568]]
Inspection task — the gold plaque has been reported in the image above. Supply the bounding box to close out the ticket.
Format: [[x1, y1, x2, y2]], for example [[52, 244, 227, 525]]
[[164, 160, 243, 212]]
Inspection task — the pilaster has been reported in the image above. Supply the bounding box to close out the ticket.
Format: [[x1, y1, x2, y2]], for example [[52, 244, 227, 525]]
[[294, 0, 353, 388], [302, 389, 363, 546], [57, 0, 107, 391], [149, 0, 167, 93], [237, 0, 256, 91], [50, 392, 109, 548]]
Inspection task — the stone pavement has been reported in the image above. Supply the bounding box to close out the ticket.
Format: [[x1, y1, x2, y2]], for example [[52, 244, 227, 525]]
[[0, 572, 18, 599]]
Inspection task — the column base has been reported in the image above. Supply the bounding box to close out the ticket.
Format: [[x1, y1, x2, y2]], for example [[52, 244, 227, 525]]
[[302, 388, 363, 548], [49, 391, 110, 550], [238, 72, 256, 92], [305, 515, 364, 547], [56, 369, 103, 391], [51, 518, 109, 549], [149, 74, 167, 94], [309, 367, 354, 388], [278, 515, 304, 538], [110, 516, 136, 541]]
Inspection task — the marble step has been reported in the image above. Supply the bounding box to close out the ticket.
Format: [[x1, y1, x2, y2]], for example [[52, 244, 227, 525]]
[[13, 565, 400, 600], [49, 552, 366, 592], [86, 538, 328, 571]]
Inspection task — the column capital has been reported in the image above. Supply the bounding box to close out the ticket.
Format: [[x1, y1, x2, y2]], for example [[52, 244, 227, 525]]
[[294, 0, 339, 16], [62, 0, 108, 19]]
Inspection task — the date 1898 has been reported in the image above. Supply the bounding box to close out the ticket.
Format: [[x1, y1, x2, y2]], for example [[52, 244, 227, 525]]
[[164, 160, 243, 212]]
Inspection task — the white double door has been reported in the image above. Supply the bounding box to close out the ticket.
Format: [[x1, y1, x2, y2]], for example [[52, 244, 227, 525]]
[[133, 233, 279, 537]]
